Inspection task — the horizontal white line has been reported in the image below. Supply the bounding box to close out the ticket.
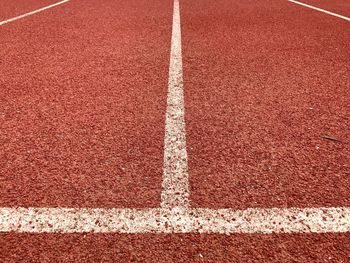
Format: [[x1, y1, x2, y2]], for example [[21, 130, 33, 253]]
[[1, 207, 350, 233], [0, 0, 70, 26], [288, 0, 350, 21]]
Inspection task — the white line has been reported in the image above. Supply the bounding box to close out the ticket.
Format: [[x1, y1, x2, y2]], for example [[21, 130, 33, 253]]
[[1, 207, 350, 233], [161, 0, 189, 209], [0, 0, 70, 26], [288, 0, 350, 21]]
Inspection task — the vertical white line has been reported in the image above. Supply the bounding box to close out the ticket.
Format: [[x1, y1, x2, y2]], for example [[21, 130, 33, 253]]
[[161, 0, 189, 209], [0, 0, 70, 26]]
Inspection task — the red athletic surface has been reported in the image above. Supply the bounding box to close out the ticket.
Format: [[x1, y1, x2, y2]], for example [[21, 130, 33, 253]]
[[1, 233, 350, 262], [301, 0, 350, 17], [183, 0, 350, 209], [0, 0, 172, 207], [0, 0, 57, 21], [1, 0, 350, 261]]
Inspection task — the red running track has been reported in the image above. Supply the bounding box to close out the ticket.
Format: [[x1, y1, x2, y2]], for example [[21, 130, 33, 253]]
[[0, 0, 173, 207], [182, 0, 350, 209], [300, 0, 350, 17], [1, 233, 350, 262], [0, 0, 58, 21], [1, 0, 350, 261]]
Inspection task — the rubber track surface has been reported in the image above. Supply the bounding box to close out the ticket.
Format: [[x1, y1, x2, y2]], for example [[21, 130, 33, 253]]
[[183, 0, 350, 209], [0, 0, 58, 20], [1, 0, 350, 261], [1, 233, 350, 262], [301, 0, 350, 17], [0, 0, 172, 207]]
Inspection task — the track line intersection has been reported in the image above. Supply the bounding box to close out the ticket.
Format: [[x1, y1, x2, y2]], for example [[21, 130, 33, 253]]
[[1, 0, 350, 261]]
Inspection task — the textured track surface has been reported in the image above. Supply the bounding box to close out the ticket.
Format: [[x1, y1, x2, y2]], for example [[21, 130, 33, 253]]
[[0, 0, 57, 20], [183, 0, 350, 209], [300, 0, 350, 17], [1, 0, 350, 261], [1, 233, 350, 262], [0, 0, 172, 207]]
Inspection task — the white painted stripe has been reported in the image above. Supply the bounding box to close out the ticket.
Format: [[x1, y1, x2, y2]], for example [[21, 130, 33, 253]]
[[161, 0, 189, 209], [0, 0, 70, 26], [1, 207, 350, 233], [288, 0, 350, 21]]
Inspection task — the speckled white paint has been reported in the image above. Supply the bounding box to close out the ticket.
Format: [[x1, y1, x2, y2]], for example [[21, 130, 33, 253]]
[[1, 207, 350, 233], [161, 0, 189, 209]]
